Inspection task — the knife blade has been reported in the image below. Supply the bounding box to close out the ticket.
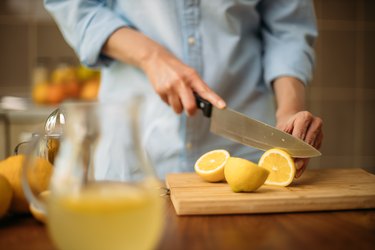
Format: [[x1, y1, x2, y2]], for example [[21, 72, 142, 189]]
[[195, 94, 321, 158]]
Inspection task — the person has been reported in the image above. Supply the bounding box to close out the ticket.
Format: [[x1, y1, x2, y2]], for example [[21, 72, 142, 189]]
[[45, 0, 323, 179]]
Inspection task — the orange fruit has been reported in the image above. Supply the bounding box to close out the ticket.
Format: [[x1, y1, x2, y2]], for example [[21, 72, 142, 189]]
[[32, 82, 49, 104], [47, 84, 66, 105], [64, 80, 81, 99], [194, 149, 230, 182], [258, 148, 296, 186], [80, 80, 100, 101], [51, 67, 78, 85]]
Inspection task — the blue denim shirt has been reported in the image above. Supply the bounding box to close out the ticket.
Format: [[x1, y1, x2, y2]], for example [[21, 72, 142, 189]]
[[45, 0, 317, 179]]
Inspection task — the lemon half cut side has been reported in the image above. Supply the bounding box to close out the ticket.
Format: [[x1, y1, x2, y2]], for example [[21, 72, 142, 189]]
[[194, 149, 230, 182], [258, 148, 296, 187]]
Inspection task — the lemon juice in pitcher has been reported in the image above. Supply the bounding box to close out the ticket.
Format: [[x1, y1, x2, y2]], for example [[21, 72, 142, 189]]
[[48, 181, 164, 250], [22, 101, 165, 250]]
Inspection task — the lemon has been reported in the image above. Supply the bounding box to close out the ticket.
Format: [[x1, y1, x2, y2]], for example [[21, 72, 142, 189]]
[[258, 148, 296, 186], [224, 157, 269, 192], [194, 149, 230, 182], [0, 175, 13, 218], [0, 155, 53, 213]]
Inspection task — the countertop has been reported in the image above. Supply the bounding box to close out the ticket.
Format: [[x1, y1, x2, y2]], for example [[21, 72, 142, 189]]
[[0, 197, 374, 250]]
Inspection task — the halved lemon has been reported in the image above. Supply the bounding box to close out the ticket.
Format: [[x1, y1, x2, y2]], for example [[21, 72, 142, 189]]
[[224, 157, 269, 192], [194, 149, 230, 182], [258, 148, 296, 186]]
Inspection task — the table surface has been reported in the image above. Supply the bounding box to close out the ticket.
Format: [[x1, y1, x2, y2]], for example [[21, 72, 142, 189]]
[[1, 197, 374, 250]]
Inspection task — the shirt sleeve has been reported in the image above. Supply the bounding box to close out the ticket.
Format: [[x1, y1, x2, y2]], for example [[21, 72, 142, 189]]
[[44, 0, 130, 67], [257, 0, 318, 88]]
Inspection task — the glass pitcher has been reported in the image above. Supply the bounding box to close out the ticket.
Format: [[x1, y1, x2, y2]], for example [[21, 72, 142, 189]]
[[22, 98, 165, 250]]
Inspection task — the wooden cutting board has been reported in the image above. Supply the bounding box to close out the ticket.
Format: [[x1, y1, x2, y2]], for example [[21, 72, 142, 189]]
[[166, 168, 375, 215]]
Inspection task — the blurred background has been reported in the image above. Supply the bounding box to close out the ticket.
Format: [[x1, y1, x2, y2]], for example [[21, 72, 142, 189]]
[[0, 0, 374, 173]]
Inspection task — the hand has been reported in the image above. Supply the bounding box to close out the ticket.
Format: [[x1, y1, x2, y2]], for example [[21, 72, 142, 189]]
[[141, 48, 226, 115], [276, 111, 323, 178], [102, 27, 226, 115]]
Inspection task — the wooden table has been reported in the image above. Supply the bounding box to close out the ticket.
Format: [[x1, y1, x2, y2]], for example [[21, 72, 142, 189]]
[[1, 197, 374, 250]]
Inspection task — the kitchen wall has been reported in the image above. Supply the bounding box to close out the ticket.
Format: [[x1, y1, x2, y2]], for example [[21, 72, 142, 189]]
[[0, 0, 76, 160], [0, 0, 374, 172], [309, 0, 375, 173], [0, 0, 78, 97]]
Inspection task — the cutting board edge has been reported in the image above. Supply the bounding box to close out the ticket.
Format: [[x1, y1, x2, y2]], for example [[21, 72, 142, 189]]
[[171, 195, 375, 215], [166, 168, 375, 189]]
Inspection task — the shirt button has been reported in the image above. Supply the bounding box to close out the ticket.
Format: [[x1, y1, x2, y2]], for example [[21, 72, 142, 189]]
[[188, 36, 196, 46], [186, 142, 193, 150]]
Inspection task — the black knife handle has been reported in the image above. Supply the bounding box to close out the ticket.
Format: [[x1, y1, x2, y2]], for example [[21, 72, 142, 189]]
[[194, 93, 212, 117]]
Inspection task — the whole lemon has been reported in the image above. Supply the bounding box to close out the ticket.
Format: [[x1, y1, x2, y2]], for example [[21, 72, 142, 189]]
[[0, 175, 13, 218], [0, 155, 53, 213], [224, 157, 269, 193]]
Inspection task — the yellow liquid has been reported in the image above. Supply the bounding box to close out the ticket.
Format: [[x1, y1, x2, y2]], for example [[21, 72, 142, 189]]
[[47, 182, 164, 250]]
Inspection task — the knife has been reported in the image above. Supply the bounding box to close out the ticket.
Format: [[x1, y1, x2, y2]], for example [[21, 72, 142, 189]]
[[195, 94, 321, 158]]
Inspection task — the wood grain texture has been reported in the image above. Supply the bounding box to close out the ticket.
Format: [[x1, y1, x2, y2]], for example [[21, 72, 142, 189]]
[[166, 168, 375, 215], [1, 199, 375, 250], [159, 201, 375, 250]]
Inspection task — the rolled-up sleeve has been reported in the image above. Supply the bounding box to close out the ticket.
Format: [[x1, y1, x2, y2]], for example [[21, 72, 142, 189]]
[[258, 0, 318, 87], [44, 0, 129, 67]]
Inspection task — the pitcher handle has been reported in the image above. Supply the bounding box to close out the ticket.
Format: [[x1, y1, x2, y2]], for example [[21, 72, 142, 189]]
[[21, 133, 47, 214]]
